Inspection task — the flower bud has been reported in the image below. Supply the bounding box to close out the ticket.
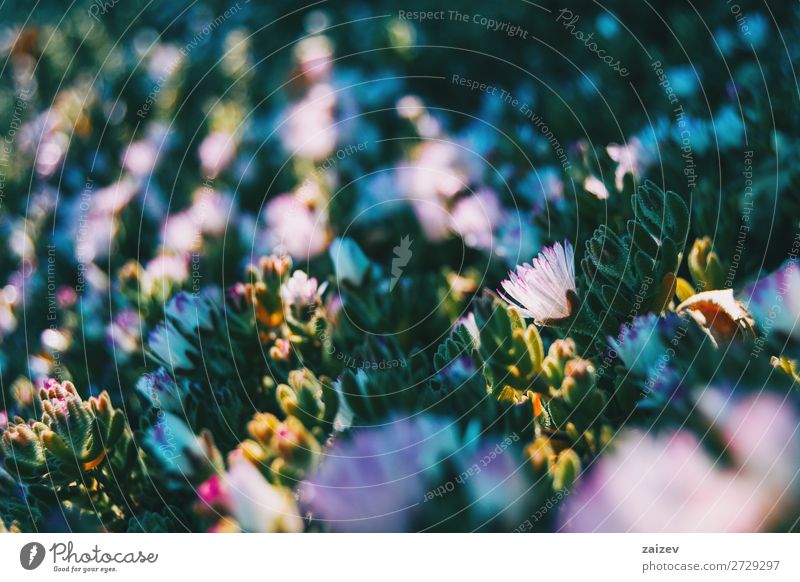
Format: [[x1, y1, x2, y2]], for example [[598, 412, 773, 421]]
[[0, 421, 47, 474], [561, 358, 597, 406], [551, 449, 581, 491], [688, 237, 725, 291], [276, 369, 336, 430], [118, 260, 152, 301], [543, 338, 576, 387], [269, 338, 292, 361], [525, 436, 555, 472]]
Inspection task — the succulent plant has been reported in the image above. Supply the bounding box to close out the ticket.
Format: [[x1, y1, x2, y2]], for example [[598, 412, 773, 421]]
[[0, 379, 144, 530]]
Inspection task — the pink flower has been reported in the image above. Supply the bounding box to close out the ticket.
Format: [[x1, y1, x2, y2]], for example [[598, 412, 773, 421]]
[[145, 254, 189, 285], [499, 241, 576, 323], [450, 189, 504, 250], [281, 84, 337, 161], [189, 189, 234, 236], [606, 137, 651, 191], [280, 271, 321, 311], [162, 212, 201, 254], [294, 35, 333, 82], [198, 474, 229, 507], [262, 194, 328, 259], [198, 131, 236, 178], [122, 140, 159, 176], [560, 389, 800, 532], [56, 287, 77, 309], [92, 178, 140, 215], [399, 141, 470, 201], [583, 175, 610, 200], [410, 198, 451, 242]]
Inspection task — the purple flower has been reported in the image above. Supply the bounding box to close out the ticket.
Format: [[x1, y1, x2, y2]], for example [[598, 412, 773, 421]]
[[281, 84, 337, 161], [740, 261, 800, 340], [299, 416, 459, 532], [608, 314, 666, 377], [300, 416, 531, 531], [136, 367, 186, 414]]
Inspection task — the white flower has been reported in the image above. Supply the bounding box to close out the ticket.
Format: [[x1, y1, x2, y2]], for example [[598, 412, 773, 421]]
[[161, 211, 201, 254], [280, 271, 321, 307], [455, 312, 480, 347], [499, 241, 576, 323], [145, 254, 189, 286], [224, 457, 304, 532], [329, 237, 370, 286]]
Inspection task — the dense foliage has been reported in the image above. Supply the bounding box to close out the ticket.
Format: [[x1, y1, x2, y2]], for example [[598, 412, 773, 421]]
[[0, 0, 798, 532]]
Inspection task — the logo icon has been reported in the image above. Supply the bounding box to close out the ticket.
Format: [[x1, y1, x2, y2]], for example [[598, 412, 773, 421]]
[[390, 235, 413, 291], [20, 542, 46, 570]]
